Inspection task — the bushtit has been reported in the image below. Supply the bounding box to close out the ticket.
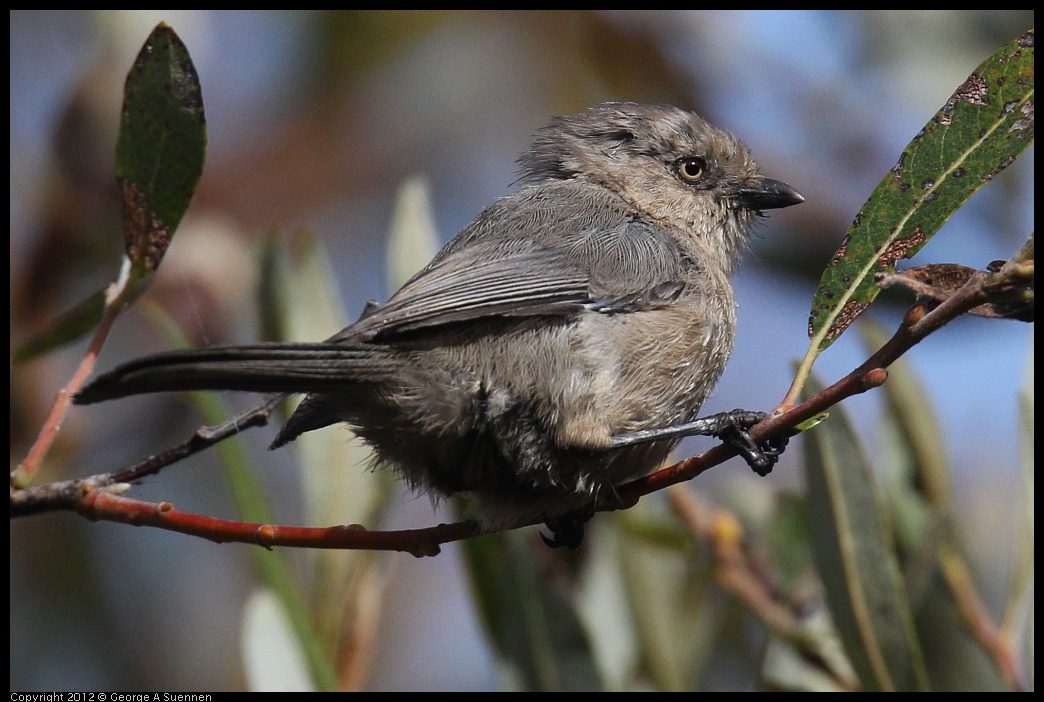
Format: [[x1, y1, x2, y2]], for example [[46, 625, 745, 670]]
[[76, 102, 803, 547]]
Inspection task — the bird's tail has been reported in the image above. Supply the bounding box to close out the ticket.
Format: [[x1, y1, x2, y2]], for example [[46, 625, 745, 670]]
[[74, 343, 397, 404]]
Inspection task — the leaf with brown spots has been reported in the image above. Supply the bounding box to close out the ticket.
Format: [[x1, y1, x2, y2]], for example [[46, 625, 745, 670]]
[[807, 30, 1034, 349], [116, 22, 206, 275], [13, 23, 207, 363], [875, 263, 1032, 321], [879, 234, 1037, 322]]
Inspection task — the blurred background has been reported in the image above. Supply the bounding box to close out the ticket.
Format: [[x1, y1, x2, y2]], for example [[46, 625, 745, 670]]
[[10, 10, 1033, 691]]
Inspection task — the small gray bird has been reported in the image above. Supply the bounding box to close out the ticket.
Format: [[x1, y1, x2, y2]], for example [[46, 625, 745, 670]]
[[76, 102, 803, 547]]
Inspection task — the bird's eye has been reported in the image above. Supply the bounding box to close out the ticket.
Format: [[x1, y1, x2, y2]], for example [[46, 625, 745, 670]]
[[675, 156, 706, 183]]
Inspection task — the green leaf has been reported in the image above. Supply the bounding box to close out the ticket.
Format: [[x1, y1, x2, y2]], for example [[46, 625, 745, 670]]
[[462, 530, 604, 691], [803, 374, 929, 691], [116, 22, 206, 275], [808, 30, 1034, 351]]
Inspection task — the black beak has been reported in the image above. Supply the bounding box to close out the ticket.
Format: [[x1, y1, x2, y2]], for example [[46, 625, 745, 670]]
[[737, 178, 805, 211]]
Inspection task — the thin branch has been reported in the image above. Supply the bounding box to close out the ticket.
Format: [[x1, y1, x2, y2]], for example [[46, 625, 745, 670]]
[[12, 292, 123, 489], [10, 398, 279, 517], [75, 489, 478, 558], [938, 541, 1026, 691]]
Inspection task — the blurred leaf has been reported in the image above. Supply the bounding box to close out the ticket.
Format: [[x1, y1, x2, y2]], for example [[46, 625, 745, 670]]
[[242, 589, 317, 692], [259, 232, 394, 659], [386, 174, 441, 289], [574, 521, 642, 691], [768, 491, 814, 596], [761, 606, 856, 692], [808, 30, 1034, 351], [1004, 350, 1034, 640], [462, 530, 604, 691], [615, 505, 712, 691], [116, 22, 206, 276], [803, 373, 929, 691], [12, 290, 105, 363]]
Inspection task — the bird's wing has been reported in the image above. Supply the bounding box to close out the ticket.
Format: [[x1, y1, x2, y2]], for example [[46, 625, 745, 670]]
[[349, 245, 590, 339], [347, 216, 690, 341]]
